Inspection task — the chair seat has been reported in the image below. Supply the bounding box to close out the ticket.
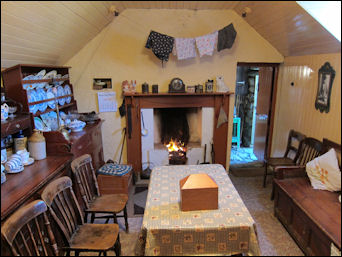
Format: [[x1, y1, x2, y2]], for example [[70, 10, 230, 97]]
[[87, 194, 128, 213], [267, 157, 294, 168], [70, 223, 119, 251], [97, 163, 132, 176]]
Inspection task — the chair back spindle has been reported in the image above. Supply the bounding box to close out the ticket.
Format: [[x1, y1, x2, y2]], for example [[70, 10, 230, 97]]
[[71, 154, 100, 209], [41, 176, 84, 246], [296, 137, 323, 166], [1, 200, 58, 256], [284, 129, 306, 160]]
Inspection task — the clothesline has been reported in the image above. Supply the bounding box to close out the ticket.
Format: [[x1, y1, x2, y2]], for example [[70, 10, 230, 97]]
[[145, 23, 237, 65]]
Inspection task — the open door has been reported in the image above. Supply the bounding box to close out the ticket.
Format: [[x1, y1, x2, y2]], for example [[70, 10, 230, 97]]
[[254, 67, 274, 160], [231, 63, 278, 166]]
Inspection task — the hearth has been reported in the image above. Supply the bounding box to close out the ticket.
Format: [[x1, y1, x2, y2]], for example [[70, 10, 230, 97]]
[[166, 139, 188, 165], [124, 93, 232, 175], [159, 108, 190, 165]]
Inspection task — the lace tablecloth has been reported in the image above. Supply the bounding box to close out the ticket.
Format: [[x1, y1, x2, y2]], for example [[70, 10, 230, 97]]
[[135, 164, 260, 256]]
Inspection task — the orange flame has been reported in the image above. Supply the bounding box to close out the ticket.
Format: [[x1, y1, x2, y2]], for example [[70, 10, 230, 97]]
[[166, 139, 187, 153]]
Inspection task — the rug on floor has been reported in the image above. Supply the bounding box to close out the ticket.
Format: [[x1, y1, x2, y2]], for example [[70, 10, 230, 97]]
[[133, 186, 148, 215]]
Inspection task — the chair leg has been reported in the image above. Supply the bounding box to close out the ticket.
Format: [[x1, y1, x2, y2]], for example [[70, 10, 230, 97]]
[[263, 163, 268, 188], [114, 234, 121, 256], [75, 250, 80, 256], [84, 212, 88, 223], [91, 213, 95, 223], [270, 180, 275, 201], [113, 213, 118, 224], [124, 205, 129, 232]]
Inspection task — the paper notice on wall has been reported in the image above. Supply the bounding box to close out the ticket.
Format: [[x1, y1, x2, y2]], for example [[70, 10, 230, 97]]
[[97, 91, 117, 112]]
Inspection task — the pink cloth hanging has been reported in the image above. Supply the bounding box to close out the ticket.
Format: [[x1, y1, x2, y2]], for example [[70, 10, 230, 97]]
[[173, 38, 197, 60], [195, 31, 218, 57]]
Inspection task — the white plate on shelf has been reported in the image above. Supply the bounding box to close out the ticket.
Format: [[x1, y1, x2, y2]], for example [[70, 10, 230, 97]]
[[64, 84, 72, 104], [57, 86, 65, 106], [36, 69, 46, 77], [23, 74, 35, 81], [27, 89, 39, 114], [34, 117, 44, 130], [43, 70, 57, 79], [36, 88, 47, 112], [46, 88, 56, 109]]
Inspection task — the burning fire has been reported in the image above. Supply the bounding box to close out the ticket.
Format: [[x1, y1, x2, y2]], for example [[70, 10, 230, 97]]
[[166, 139, 187, 153]]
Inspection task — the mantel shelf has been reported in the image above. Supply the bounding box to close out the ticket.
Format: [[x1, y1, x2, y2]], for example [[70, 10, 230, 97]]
[[124, 92, 234, 97]]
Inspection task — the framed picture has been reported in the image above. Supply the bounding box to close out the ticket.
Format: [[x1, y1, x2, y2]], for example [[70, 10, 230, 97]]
[[315, 62, 335, 113], [93, 78, 112, 90]]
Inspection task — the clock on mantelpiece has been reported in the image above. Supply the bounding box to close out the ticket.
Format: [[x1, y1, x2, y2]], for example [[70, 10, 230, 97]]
[[168, 78, 185, 93]]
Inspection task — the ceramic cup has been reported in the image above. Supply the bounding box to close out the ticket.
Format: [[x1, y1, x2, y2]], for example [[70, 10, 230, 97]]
[[5, 157, 23, 172], [17, 149, 30, 164]]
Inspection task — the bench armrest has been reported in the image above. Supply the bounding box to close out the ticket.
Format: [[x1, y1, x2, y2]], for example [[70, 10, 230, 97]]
[[274, 165, 307, 180]]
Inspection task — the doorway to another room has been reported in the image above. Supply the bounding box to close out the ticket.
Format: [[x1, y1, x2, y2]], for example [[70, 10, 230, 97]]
[[230, 63, 278, 172]]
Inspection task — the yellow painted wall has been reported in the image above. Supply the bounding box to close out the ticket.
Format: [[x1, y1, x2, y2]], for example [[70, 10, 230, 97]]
[[271, 53, 341, 156], [63, 9, 283, 167]]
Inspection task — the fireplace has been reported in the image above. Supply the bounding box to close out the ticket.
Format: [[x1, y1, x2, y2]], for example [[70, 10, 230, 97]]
[[124, 92, 232, 176]]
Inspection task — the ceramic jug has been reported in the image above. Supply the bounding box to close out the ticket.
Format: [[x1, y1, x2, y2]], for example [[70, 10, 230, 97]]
[[28, 130, 46, 160], [1, 103, 9, 122]]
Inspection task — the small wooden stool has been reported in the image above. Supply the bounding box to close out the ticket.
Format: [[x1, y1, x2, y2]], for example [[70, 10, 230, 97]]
[[97, 163, 133, 195], [232, 117, 241, 149]]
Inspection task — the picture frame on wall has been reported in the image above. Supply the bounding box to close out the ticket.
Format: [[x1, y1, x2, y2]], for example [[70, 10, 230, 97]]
[[93, 78, 112, 90], [315, 62, 335, 113]]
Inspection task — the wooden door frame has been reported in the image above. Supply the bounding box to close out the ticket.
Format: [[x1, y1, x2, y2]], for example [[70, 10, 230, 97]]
[[236, 62, 280, 159]]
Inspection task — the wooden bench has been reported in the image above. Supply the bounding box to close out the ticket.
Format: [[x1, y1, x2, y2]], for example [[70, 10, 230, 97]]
[[273, 138, 341, 256]]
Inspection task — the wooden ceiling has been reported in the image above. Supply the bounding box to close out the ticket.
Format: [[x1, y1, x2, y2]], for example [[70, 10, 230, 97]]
[[1, 1, 340, 68]]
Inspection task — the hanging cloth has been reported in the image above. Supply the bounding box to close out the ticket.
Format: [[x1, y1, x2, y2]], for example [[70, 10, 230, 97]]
[[216, 106, 228, 128], [145, 30, 174, 64], [173, 37, 197, 60], [217, 23, 237, 52], [195, 31, 218, 57]]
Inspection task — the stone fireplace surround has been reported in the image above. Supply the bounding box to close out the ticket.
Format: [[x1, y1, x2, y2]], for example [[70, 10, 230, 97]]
[[124, 92, 233, 177]]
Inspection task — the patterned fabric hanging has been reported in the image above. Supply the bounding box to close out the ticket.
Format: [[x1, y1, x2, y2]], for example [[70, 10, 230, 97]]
[[145, 31, 174, 63], [173, 37, 197, 60], [195, 31, 218, 57], [217, 23, 237, 52]]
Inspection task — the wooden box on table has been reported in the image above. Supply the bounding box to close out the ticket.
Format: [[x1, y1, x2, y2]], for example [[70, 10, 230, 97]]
[[180, 173, 218, 211]]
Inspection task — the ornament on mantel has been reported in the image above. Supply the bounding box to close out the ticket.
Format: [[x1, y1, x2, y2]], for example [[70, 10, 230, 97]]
[[216, 75, 230, 92]]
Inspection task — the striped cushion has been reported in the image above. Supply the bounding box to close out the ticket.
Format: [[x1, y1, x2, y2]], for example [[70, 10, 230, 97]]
[[97, 163, 132, 176]]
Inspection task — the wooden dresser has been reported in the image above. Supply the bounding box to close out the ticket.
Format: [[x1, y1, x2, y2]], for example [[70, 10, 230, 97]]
[[43, 119, 105, 170]]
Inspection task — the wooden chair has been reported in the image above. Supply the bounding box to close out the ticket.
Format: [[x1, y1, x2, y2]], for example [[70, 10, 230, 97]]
[[1, 200, 59, 256], [71, 154, 129, 231], [263, 129, 306, 187], [321, 138, 341, 163], [41, 176, 121, 256], [271, 137, 323, 200]]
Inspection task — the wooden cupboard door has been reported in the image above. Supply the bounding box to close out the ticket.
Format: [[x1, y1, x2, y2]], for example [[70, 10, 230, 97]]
[[254, 67, 273, 161], [306, 222, 332, 256], [274, 186, 292, 225]]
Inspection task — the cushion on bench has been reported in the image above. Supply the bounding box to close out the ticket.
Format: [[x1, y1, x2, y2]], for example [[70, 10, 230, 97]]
[[97, 163, 132, 176]]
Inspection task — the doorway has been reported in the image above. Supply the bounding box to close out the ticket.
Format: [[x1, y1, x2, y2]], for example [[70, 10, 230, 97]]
[[230, 63, 278, 167]]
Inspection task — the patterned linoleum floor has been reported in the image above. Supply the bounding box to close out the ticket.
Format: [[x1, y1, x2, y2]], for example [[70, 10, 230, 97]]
[[80, 173, 304, 256]]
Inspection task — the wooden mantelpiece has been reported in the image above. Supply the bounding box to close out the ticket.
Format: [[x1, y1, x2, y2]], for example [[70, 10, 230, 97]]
[[124, 92, 233, 175]]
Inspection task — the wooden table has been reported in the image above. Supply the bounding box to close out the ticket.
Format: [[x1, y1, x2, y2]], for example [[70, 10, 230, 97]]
[[135, 164, 260, 256], [1, 154, 72, 221]]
